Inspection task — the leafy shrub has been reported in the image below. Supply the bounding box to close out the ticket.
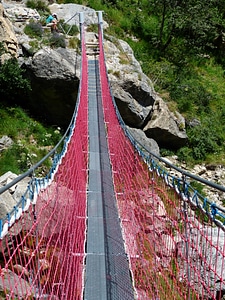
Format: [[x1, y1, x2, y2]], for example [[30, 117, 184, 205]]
[[170, 82, 213, 114], [86, 24, 98, 33], [24, 22, 43, 38], [183, 125, 220, 161], [0, 58, 31, 102], [68, 37, 80, 49], [0, 106, 62, 175], [0, 143, 51, 175], [26, 0, 49, 12], [28, 40, 40, 55], [58, 21, 79, 36], [49, 33, 66, 48], [160, 148, 175, 157], [57, 0, 78, 3], [0, 144, 25, 174], [0, 107, 28, 138], [177, 147, 194, 164]]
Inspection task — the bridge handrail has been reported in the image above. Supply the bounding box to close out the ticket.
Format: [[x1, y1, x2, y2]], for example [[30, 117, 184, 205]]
[[113, 97, 225, 225]]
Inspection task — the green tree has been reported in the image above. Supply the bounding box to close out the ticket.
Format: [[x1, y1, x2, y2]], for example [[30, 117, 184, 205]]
[[141, 0, 225, 56], [0, 57, 31, 102]]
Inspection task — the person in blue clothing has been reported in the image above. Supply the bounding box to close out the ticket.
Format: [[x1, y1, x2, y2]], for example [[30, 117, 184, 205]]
[[46, 13, 58, 32]]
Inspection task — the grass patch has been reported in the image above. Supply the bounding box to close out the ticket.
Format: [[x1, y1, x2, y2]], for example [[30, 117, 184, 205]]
[[0, 106, 62, 176]]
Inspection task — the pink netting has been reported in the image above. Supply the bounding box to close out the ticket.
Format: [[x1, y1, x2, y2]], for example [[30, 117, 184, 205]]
[[98, 27, 225, 300], [1, 24, 225, 300], [0, 27, 88, 300]]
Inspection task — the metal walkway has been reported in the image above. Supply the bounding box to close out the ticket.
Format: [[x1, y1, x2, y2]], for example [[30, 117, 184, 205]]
[[84, 58, 134, 299]]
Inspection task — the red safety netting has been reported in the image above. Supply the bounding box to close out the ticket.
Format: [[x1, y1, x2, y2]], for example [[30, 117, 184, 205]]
[[98, 28, 225, 300], [1, 23, 225, 300], [0, 27, 88, 299]]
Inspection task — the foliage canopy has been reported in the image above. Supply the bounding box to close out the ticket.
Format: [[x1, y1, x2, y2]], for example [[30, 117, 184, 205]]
[[73, 0, 225, 164], [0, 44, 31, 103]]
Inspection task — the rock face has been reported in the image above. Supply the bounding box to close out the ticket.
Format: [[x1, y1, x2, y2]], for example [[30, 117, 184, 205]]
[[0, 171, 30, 220], [49, 3, 108, 28], [126, 126, 160, 156], [112, 82, 152, 128], [0, 3, 18, 60], [1, 0, 188, 148], [0, 135, 13, 152], [104, 37, 187, 149], [178, 219, 225, 299], [23, 47, 80, 127], [143, 95, 187, 149]]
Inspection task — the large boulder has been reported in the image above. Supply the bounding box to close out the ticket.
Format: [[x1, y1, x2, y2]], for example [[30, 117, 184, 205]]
[[105, 38, 155, 107], [3, 3, 40, 21], [143, 95, 187, 149], [22, 47, 80, 127], [126, 126, 160, 157], [112, 82, 152, 128]]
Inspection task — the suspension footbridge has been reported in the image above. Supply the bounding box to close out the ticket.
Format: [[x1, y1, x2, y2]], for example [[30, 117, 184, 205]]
[[0, 11, 225, 300]]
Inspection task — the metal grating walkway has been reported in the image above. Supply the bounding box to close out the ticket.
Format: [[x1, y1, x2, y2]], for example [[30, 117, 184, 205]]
[[84, 59, 134, 299]]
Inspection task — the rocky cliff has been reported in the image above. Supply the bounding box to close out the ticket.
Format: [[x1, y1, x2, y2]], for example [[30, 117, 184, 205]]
[[0, 0, 188, 153]]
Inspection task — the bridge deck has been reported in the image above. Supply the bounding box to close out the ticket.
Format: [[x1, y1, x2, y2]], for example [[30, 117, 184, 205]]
[[84, 58, 134, 299]]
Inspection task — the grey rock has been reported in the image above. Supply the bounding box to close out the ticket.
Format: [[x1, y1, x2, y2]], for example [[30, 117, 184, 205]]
[[0, 171, 30, 219], [13, 177, 30, 202], [187, 118, 201, 127], [0, 171, 17, 185], [49, 3, 108, 28], [126, 126, 160, 157], [112, 82, 152, 128], [104, 38, 187, 149], [22, 47, 81, 127], [0, 135, 13, 151], [143, 96, 187, 149], [0, 268, 35, 298], [0, 190, 17, 219]]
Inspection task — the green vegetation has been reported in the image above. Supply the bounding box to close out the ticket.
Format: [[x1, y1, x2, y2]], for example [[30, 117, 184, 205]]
[[57, 0, 80, 3], [0, 106, 62, 175], [54, 0, 225, 166], [58, 20, 79, 36], [0, 40, 61, 175], [1, 0, 225, 175], [49, 32, 66, 48], [24, 21, 44, 38], [26, 0, 50, 12], [0, 44, 31, 103], [68, 36, 80, 49]]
